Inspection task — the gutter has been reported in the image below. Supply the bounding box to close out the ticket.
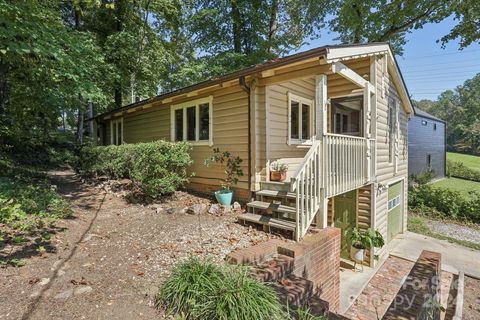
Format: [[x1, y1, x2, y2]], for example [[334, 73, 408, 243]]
[[239, 76, 252, 201]]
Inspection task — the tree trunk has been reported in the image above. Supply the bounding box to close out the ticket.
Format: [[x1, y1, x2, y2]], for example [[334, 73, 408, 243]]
[[77, 109, 84, 144], [87, 102, 94, 137], [268, 0, 279, 53], [231, 0, 242, 53]]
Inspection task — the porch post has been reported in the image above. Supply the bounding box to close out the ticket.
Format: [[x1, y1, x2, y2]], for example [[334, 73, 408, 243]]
[[315, 74, 328, 228]]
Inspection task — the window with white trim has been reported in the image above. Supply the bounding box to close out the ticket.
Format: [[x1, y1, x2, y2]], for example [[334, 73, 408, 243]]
[[110, 118, 123, 145], [288, 93, 313, 144], [388, 195, 401, 210], [171, 96, 213, 145]]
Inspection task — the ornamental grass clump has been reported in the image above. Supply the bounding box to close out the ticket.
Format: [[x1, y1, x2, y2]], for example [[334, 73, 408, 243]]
[[156, 258, 286, 320]]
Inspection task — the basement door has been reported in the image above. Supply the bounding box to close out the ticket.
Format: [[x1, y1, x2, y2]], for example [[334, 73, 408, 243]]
[[387, 181, 403, 242], [333, 190, 357, 259]]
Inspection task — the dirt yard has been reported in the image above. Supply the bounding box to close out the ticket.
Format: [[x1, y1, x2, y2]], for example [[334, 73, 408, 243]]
[[0, 170, 281, 319], [463, 275, 480, 320]]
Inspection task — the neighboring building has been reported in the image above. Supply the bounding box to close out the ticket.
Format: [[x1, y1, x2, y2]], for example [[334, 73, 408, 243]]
[[94, 43, 413, 266], [408, 107, 446, 179]]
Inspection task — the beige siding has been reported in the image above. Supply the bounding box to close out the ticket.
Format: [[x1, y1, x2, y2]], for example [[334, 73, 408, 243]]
[[373, 55, 409, 259], [357, 184, 373, 265], [327, 58, 371, 99], [254, 84, 267, 187], [103, 85, 249, 191]]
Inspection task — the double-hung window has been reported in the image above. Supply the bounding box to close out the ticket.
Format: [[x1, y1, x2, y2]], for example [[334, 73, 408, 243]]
[[110, 118, 123, 145], [171, 96, 213, 145], [288, 92, 313, 145]]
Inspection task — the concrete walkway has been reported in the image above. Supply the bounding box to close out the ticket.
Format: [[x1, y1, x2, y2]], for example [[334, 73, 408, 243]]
[[389, 231, 480, 278]]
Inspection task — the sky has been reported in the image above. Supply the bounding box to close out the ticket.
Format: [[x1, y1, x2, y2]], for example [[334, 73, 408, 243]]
[[298, 16, 480, 101]]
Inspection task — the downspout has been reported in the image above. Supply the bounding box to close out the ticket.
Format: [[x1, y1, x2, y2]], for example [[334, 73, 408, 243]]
[[239, 76, 252, 201]]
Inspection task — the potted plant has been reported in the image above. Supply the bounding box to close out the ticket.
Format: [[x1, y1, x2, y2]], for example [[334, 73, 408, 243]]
[[350, 228, 385, 271], [270, 162, 288, 182], [204, 148, 244, 206]]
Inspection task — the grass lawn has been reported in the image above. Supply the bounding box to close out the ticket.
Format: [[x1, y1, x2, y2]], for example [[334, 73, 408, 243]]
[[447, 152, 480, 171], [431, 177, 480, 196]]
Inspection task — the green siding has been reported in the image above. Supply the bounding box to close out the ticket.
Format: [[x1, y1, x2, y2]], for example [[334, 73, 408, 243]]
[[387, 181, 403, 242]]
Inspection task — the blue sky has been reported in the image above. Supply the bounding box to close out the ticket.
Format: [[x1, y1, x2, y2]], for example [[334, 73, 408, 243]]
[[298, 17, 480, 101]]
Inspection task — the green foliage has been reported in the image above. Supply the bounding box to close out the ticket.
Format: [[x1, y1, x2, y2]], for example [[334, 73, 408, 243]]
[[447, 152, 480, 171], [350, 228, 385, 250], [0, 258, 26, 268], [271, 161, 289, 173], [156, 258, 285, 320], [78, 140, 193, 198], [409, 184, 480, 223], [414, 74, 480, 154], [204, 148, 244, 190], [447, 160, 480, 182], [410, 169, 436, 185]]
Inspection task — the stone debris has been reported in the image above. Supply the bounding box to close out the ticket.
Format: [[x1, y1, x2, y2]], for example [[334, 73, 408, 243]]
[[233, 201, 241, 210], [166, 207, 186, 215], [54, 289, 73, 300], [187, 203, 208, 215], [74, 286, 93, 295]]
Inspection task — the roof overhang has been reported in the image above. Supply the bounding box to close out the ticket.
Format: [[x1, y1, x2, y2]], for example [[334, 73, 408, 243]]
[[324, 43, 414, 116]]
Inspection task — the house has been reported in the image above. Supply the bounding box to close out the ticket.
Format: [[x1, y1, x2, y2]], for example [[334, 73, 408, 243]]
[[408, 107, 446, 179], [94, 43, 413, 266]]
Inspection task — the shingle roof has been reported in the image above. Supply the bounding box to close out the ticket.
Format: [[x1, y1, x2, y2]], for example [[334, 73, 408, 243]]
[[413, 107, 445, 123]]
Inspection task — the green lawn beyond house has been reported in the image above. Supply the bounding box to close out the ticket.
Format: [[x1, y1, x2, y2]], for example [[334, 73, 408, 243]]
[[447, 152, 480, 171], [432, 177, 480, 196]]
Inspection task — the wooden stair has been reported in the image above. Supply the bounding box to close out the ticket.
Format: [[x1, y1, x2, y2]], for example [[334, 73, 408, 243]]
[[238, 180, 299, 236]]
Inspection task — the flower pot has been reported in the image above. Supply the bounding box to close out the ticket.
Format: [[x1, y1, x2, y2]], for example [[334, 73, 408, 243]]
[[215, 189, 234, 206], [270, 171, 287, 182], [350, 245, 365, 264]]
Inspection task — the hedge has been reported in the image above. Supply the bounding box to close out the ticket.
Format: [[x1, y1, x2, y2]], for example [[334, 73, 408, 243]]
[[446, 160, 480, 182], [409, 184, 480, 223], [77, 140, 193, 198]]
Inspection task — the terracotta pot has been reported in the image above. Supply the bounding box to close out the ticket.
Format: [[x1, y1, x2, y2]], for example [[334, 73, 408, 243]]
[[270, 170, 286, 182]]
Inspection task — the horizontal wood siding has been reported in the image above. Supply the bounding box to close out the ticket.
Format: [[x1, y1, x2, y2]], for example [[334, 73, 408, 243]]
[[374, 56, 409, 259], [103, 85, 249, 191], [254, 84, 267, 187], [357, 184, 372, 265]]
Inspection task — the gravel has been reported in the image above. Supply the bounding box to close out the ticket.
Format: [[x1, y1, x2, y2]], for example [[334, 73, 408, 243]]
[[425, 219, 480, 244]]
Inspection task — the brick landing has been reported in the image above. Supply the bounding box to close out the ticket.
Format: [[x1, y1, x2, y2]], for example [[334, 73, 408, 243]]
[[344, 256, 414, 319]]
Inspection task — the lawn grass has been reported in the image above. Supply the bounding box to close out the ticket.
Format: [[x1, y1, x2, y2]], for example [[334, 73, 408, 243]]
[[447, 152, 480, 171], [430, 177, 480, 196], [408, 214, 480, 251]]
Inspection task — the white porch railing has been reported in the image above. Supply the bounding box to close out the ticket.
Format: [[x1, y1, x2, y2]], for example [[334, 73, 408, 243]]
[[290, 134, 375, 240]]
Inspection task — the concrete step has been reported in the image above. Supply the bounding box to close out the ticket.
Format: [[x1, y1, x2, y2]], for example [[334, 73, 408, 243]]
[[237, 212, 296, 232], [247, 200, 296, 215], [256, 189, 297, 200], [260, 181, 292, 192]]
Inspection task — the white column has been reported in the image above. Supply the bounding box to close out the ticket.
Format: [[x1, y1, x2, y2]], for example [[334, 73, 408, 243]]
[[315, 74, 328, 228]]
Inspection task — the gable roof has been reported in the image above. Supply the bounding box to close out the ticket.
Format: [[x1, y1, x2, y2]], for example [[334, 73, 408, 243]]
[[414, 107, 445, 123], [96, 42, 413, 120]]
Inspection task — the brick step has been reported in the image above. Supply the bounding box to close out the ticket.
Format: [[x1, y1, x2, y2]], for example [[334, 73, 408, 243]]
[[256, 189, 297, 200], [270, 274, 315, 307], [238, 212, 296, 232], [254, 254, 295, 282]]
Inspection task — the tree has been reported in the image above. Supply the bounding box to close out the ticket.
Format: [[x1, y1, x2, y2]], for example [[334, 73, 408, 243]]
[[440, 0, 480, 49], [329, 0, 453, 54], [187, 0, 331, 76]]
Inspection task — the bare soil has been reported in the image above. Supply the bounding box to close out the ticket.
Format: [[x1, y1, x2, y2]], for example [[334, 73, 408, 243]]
[[0, 170, 282, 319]]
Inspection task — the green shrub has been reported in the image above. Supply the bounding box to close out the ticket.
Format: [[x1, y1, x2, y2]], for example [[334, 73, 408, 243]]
[[0, 178, 72, 227], [156, 258, 286, 320], [409, 184, 480, 223], [447, 160, 480, 182], [410, 169, 435, 185], [77, 140, 193, 198]]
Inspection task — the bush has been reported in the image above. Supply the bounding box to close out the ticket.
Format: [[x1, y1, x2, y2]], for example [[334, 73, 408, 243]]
[[77, 140, 193, 198], [0, 177, 72, 228], [156, 258, 286, 320], [409, 169, 435, 185], [409, 184, 480, 223], [447, 160, 480, 182]]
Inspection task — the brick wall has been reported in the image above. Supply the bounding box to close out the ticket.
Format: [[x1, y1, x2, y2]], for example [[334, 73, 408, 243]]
[[227, 227, 341, 314], [279, 228, 341, 313]]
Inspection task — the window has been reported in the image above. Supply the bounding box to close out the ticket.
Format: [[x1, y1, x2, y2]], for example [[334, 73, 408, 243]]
[[288, 93, 313, 144], [433, 123, 437, 131], [388, 98, 397, 163], [421, 120, 428, 126], [110, 118, 123, 145], [426, 154, 432, 167], [330, 95, 363, 136], [388, 195, 401, 210], [171, 96, 213, 145]]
